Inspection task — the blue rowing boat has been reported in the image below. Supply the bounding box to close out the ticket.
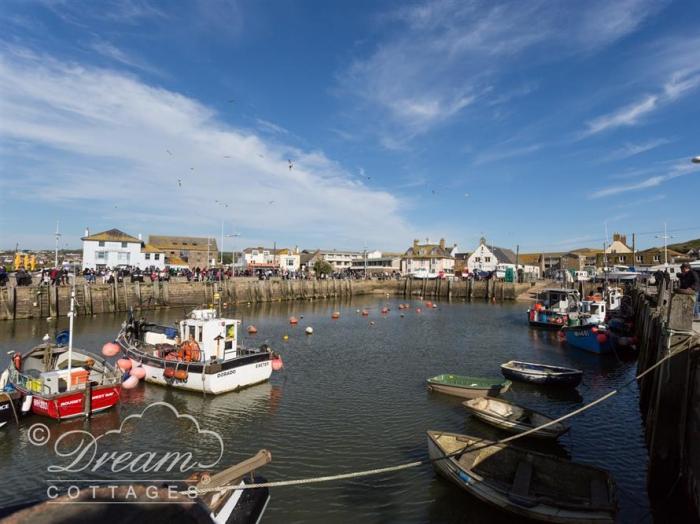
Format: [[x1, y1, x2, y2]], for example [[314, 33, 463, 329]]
[[500, 360, 582, 388]]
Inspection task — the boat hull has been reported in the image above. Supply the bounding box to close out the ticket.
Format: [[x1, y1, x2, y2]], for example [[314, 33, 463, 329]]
[[427, 382, 510, 400], [126, 349, 273, 395], [564, 326, 613, 355], [0, 391, 23, 427], [501, 363, 582, 388], [22, 385, 121, 420], [463, 399, 568, 439], [427, 432, 615, 523]]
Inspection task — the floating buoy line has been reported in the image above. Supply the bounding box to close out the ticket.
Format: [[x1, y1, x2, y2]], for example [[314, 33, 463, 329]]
[[188, 328, 698, 495]]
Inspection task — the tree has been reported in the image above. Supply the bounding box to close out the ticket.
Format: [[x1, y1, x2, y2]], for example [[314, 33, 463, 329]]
[[313, 259, 333, 276]]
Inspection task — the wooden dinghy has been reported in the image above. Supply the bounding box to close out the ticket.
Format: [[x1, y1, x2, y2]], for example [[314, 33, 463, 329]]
[[427, 431, 616, 523], [501, 360, 582, 388], [427, 374, 511, 399], [463, 397, 569, 439], [0, 450, 273, 524]]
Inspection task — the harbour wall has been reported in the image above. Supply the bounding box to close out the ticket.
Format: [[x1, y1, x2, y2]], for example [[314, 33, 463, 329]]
[[631, 277, 699, 521], [0, 279, 532, 321]]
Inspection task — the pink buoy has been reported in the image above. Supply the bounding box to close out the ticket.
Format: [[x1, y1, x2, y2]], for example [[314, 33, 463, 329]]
[[381, 307, 389, 314], [117, 358, 132, 372], [102, 342, 120, 357], [121, 375, 139, 389], [247, 325, 258, 334], [416, 308, 422, 313], [289, 317, 298, 325], [130, 366, 146, 379], [331, 312, 340, 319], [271, 356, 284, 371], [361, 310, 369, 316]]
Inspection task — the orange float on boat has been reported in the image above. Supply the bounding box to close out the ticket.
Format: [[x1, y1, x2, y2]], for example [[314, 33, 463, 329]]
[[247, 325, 258, 334], [174, 369, 188, 381], [163, 368, 176, 379], [361, 310, 369, 316]]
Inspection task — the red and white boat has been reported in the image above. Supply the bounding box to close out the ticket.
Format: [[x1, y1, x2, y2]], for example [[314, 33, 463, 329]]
[[6, 288, 121, 420]]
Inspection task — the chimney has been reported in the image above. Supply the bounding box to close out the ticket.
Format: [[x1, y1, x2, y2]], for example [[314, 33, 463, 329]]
[[439, 238, 445, 249], [413, 239, 419, 249], [84, 227, 90, 237], [138, 233, 142, 241]]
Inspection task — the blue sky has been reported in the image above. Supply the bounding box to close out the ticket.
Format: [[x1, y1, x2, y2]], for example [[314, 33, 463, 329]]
[[1, 0, 699, 254]]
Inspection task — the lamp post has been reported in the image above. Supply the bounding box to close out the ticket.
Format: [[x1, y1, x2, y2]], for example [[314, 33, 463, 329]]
[[225, 233, 241, 274], [692, 156, 700, 164], [54, 220, 62, 268], [655, 222, 672, 268]]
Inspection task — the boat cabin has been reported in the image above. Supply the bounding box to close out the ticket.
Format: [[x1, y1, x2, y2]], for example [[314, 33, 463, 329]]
[[142, 309, 240, 362], [534, 289, 580, 313], [579, 300, 606, 324]]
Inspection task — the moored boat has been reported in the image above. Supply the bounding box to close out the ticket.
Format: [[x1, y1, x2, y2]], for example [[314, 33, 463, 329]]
[[117, 309, 283, 395], [427, 431, 617, 523], [527, 289, 580, 330], [501, 360, 582, 388], [0, 449, 273, 524], [427, 374, 510, 399], [463, 397, 569, 439], [0, 387, 23, 428], [562, 324, 613, 355]]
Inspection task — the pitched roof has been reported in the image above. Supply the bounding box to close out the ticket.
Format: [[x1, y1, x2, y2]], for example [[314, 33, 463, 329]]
[[165, 255, 188, 266], [142, 243, 163, 253], [517, 253, 541, 265], [82, 229, 140, 243], [491, 246, 516, 264], [404, 244, 453, 258], [149, 235, 218, 252]]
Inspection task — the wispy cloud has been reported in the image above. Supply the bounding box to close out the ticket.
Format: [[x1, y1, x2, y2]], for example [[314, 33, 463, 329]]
[[0, 47, 413, 248], [602, 138, 671, 162], [474, 143, 543, 165], [339, 0, 665, 146], [583, 70, 700, 136], [255, 118, 288, 136], [590, 162, 698, 198], [89, 39, 162, 76]]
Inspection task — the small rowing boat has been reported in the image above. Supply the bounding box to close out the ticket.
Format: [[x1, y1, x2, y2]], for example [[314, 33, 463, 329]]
[[427, 431, 617, 523], [463, 397, 568, 439], [427, 374, 510, 399], [501, 360, 582, 388]]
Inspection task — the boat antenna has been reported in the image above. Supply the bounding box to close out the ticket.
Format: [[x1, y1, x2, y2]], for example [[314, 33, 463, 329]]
[[67, 265, 77, 376]]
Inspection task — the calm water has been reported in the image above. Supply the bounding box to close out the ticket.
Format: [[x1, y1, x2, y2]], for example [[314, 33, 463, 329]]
[[0, 298, 649, 523]]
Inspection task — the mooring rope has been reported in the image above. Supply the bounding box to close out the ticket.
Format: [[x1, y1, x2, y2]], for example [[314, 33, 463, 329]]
[[0, 392, 19, 426]]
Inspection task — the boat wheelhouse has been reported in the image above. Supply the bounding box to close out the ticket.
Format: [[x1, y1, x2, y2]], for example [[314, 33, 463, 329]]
[[527, 289, 580, 329], [118, 309, 282, 395]]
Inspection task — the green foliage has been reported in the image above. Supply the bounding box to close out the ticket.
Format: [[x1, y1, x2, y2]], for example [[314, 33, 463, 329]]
[[313, 259, 333, 275]]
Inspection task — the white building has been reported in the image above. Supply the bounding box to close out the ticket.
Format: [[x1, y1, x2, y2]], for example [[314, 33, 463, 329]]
[[319, 249, 363, 271], [467, 238, 517, 273], [350, 251, 402, 275], [401, 239, 455, 277], [82, 228, 165, 270], [242, 247, 300, 272]]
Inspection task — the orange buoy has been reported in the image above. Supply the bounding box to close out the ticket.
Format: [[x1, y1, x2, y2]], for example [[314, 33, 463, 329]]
[[331, 311, 340, 319], [102, 342, 120, 357], [174, 369, 188, 381], [361, 310, 369, 316], [117, 358, 132, 372], [416, 308, 422, 313], [247, 325, 258, 334], [163, 368, 175, 379], [271, 355, 283, 371], [381, 307, 389, 314], [425, 301, 432, 308], [289, 316, 298, 325]]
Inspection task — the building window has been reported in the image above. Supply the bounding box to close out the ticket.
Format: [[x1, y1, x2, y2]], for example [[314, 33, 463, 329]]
[[653, 255, 660, 262], [474, 257, 480, 262], [121, 242, 128, 248], [96, 251, 106, 260], [98, 241, 105, 247], [636, 255, 642, 262], [145, 254, 151, 260], [485, 257, 491, 262], [155, 254, 160, 260], [118, 252, 130, 263], [618, 256, 625, 263]]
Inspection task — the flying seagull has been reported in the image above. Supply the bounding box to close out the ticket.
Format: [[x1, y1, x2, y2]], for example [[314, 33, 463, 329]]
[[258, 154, 264, 158], [177, 178, 182, 187], [268, 200, 275, 205], [288, 159, 293, 171], [228, 99, 235, 103], [224, 155, 231, 158], [166, 149, 172, 156]]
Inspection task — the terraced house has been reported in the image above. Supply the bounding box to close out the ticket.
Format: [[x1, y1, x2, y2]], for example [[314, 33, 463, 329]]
[[401, 239, 455, 277]]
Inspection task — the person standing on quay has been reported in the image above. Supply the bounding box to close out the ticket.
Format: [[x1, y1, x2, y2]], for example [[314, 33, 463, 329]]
[[677, 263, 700, 319]]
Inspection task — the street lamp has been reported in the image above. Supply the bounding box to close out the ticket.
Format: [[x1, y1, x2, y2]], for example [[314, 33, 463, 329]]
[[692, 156, 700, 164], [225, 233, 241, 273]]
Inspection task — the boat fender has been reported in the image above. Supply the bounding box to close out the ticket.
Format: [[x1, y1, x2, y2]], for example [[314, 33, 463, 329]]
[[174, 369, 188, 381], [596, 333, 608, 344], [12, 353, 21, 371], [271, 354, 283, 371], [163, 368, 176, 379], [21, 395, 33, 414]]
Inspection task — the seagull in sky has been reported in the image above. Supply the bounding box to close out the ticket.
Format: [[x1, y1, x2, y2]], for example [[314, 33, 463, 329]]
[[228, 99, 235, 104], [268, 200, 275, 205], [258, 154, 265, 158], [177, 178, 182, 187], [288, 159, 293, 171], [464, 193, 470, 198], [224, 155, 231, 158], [166, 149, 172, 156]]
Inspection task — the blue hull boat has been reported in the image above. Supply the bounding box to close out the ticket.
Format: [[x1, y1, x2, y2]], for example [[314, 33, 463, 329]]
[[501, 360, 582, 388], [563, 325, 613, 354]]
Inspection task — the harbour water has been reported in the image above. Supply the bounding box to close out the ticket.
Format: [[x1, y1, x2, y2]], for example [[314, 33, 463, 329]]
[[0, 297, 649, 523]]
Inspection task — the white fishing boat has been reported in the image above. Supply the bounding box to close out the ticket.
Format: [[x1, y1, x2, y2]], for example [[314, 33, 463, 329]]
[[117, 309, 283, 395]]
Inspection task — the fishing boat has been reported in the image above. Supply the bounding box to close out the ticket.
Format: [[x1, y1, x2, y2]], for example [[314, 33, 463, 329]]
[[427, 431, 617, 523], [0, 387, 22, 428], [0, 449, 273, 524], [5, 288, 122, 421], [501, 360, 582, 388], [117, 309, 283, 395], [527, 289, 580, 330], [562, 324, 613, 355], [427, 374, 510, 399], [463, 397, 569, 439]]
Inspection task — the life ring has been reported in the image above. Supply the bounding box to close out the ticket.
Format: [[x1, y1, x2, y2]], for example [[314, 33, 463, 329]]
[[12, 353, 21, 371]]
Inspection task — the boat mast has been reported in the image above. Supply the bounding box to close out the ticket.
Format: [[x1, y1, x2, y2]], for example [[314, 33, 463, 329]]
[[67, 272, 76, 375]]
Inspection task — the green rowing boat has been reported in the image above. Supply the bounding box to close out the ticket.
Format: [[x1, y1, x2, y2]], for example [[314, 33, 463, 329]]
[[427, 374, 511, 399]]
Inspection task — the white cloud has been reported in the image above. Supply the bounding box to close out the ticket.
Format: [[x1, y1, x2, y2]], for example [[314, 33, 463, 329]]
[[603, 138, 671, 162], [89, 39, 162, 76], [590, 162, 698, 198], [339, 0, 665, 146], [0, 47, 413, 249]]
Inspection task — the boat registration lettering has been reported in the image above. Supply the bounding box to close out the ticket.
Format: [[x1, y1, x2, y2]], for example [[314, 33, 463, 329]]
[[255, 362, 269, 368], [34, 398, 49, 410], [572, 331, 591, 337], [217, 369, 237, 378], [59, 399, 82, 407]]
